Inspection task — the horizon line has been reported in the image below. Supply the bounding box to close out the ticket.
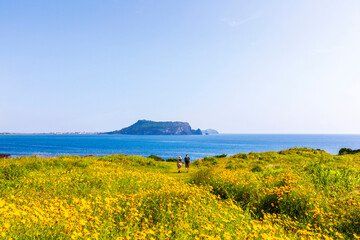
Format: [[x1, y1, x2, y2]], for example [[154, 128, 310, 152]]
[[2, 132, 360, 135]]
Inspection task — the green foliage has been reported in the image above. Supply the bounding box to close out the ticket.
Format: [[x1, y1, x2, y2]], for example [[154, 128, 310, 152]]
[[225, 160, 244, 170], [203, 156, 219, 165], [148, 155, 164, 161], [304, 162, 360, 196], [215, 183, 254, 207], [255, 190, 313, 222], [165, 158, 178, 162], [0, 163, 27, 180], [256, 193, 280, 215], [339, 147, 360, 155], [193, 156, 219, 167], [251, 165, 263, 172], [97, 155, 167, 168], [231, 153, 247, 159], [72, 159, 94, 168], [337, 205, 360, 238], [214, 154, 227, 158], [189, 168, 212, 186]]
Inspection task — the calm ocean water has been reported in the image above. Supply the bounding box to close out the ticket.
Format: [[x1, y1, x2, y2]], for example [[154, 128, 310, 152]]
[[0, 134, 360, 160]]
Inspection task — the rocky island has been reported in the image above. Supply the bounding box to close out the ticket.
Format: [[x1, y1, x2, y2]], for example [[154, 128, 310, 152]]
[[105, 120, 202, 135], [202, 129, 219, 135]]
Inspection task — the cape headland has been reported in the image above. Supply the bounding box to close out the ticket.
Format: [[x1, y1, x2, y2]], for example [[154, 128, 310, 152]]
[[104, 120, 203, 135]]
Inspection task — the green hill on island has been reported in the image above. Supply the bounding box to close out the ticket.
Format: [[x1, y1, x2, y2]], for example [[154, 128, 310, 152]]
[[104, 120, 202, 135]]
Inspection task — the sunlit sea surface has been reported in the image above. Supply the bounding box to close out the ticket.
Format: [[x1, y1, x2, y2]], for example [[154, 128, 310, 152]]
[[1, 134, 360, 159]]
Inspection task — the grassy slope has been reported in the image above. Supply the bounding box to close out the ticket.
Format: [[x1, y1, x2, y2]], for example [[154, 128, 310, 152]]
[[0, 148, 359, 239]]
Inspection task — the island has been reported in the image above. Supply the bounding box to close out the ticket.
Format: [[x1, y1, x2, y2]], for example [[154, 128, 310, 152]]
[[104, 120, 202, 135], [202, 129, 219, 135]]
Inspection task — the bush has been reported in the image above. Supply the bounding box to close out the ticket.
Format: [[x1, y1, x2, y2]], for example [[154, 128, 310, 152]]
[[203, 156, 219, 166], [0, 164, 27, 180], [337, 207, 360, 238], [255, 191, 313, 221], [256, 193, 280, 216], [191, 169, 257, 208], [231, 153, 247, 159], [225, 160, 243, 170], [147, 155, 164, 161], [305, 163, 360, 195], [339, 147, 360, 155], [72, 159, 94, 168], [166, 158, 178, 162], [215, 183, 254, 207], [97, 155, 167, 169], [214, 154, 227, 158], [192, 157, 219, 167], [251, 165, 263, 172], [190, 168, 212, 185]]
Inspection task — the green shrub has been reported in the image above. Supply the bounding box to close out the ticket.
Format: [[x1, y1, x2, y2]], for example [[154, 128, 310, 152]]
[[166, 158, 178, 162], [214, 183, 254, 207], [255, 189, 314, 222], [214, 154, 227, 158], [192, 157, 219, 167], [203, 156, 218, 165], [225, 160, 244, 170], [339, 147, 360, 155], [0, 164, 27, 180], [305, 163, 360, 195], [24, 161, 44, 171], [191, 169, 256, 207], [337, 206, 360, 238], [98, 154, 129, 163], [148, 155, 164, 161], [190, 168, 212, 185], [97, 155, 167, 169], [251, 165, 263, 172], [72, 159, 94, 168], [231, 153, 247, 159], [256, 193, 280, 216]]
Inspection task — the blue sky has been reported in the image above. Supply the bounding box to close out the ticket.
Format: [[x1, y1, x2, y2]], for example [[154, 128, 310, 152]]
[[1, 0, 360, 133]]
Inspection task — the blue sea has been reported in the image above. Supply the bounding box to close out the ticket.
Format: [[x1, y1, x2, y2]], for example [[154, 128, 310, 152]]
[[1, 134, 360, 159]]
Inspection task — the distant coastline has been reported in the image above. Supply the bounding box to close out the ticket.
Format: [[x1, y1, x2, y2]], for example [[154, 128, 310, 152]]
[[0, 132, 99, 135]]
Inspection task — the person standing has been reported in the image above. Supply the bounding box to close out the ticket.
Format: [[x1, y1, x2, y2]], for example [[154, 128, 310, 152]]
[[177, 156, 183, 173], [184, 154, 191, 173]]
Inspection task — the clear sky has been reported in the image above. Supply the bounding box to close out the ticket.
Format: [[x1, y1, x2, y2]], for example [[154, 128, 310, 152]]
[[1, 0, 360, 133]]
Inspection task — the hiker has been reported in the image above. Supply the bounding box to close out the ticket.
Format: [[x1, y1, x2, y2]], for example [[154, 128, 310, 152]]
[[177, 156, 183, 173], [184, 154, 191, 173]]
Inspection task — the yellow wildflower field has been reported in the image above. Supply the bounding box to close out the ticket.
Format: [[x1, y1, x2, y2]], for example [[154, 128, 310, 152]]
[[0, 148, 359, 239]]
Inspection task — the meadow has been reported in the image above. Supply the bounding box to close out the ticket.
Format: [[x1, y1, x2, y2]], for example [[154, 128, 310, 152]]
[[0, 148, 359, 239]]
